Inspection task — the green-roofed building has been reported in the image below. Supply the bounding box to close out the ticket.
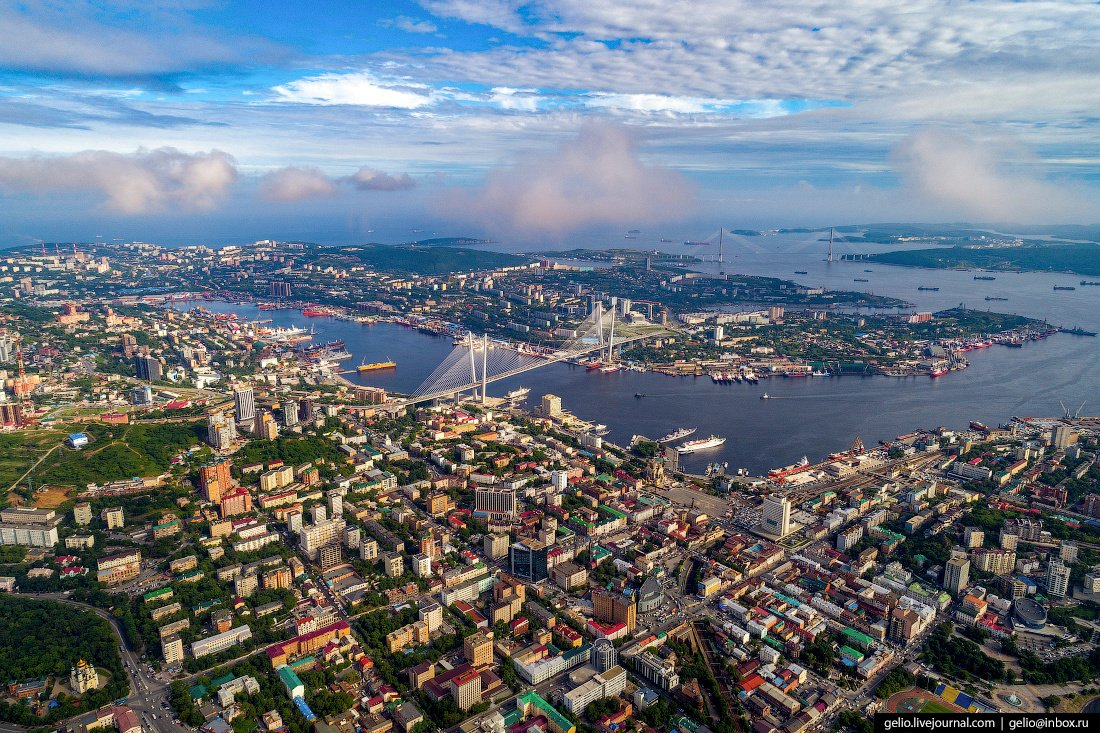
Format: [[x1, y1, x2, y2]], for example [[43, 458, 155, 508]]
[[277, 665, 304, 699], [517, 691, 575, 733], [841, 627, 874, 650]]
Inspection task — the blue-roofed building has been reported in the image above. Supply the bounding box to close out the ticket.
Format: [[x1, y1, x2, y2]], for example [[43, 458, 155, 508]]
[[68, 433, 89, 449], [293, 696, 316, 722]]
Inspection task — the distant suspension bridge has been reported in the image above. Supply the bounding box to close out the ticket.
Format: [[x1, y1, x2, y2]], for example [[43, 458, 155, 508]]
[[403, 299, 664, 404]]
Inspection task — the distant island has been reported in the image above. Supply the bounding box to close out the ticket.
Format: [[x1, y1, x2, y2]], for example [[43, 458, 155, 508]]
[[305, 243, 528, 275], [410, 237, 494, 247], [867, 243, 1100, 277], [537, 248, 701, 263]]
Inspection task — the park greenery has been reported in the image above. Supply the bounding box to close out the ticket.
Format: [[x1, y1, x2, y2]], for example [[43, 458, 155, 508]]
[[0, 596, 128, 725], [920, 623, 1007, 683]]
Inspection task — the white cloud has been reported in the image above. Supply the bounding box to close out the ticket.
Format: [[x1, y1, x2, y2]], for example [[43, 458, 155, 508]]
[[259, 166, 338, 202], [346, 167, 417, 191], [384, 16, 440, 34], [0, 147, 237, 213], [272, 72, 436, 108], [441, 123, 697, 233], [891, 128, 1089, 221]]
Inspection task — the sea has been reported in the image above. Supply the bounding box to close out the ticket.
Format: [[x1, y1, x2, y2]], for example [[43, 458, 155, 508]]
[[180, 232, 1100, 475]]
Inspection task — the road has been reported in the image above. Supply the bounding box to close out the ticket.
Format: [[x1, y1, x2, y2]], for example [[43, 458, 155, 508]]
[[4, 592, 192, 733]]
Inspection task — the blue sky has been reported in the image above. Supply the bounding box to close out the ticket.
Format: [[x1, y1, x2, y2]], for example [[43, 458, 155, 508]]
[[0, 0, 1098, 247]]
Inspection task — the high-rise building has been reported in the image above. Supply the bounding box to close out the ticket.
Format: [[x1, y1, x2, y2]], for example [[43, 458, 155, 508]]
[[198, 460, 233, 504], [319, 543, 343, 571], [0, 335, 14, 363], [101, 506, 124, 529], [162, 634, 184, 665], [464, 630, 494, 668], [207, 411, 237, 450], [1052, 425, 1077, 450], [254, 411, 278, 440], [219, 487, 253, 518], [360, 539, 379, 561], [509, 541, 550, 581], [591, 638, 618, 672], [944, 556, 970, 595], [281, 400, 299, 427], [1060, 542, 1078, 563], [550, 470, 569, 491], [475, 487, 517, 517], [1046, 559, 1070, 598], [450, 668, 482, 711], [760, 496, 792, 538], [298, 518, 347, 560], [540, 394, 562, 419], [134, 355, 163, 382], [592, 589, 637, 631], [270, 280, 292, 298], [326, 491, 343, 517], [484, 534, 509, 559], [233, 386, 255, 424], [131, 385, 153, 405]]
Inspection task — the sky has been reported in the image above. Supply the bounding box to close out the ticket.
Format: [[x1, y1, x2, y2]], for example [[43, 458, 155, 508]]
[[0, 0, 1098, 248]]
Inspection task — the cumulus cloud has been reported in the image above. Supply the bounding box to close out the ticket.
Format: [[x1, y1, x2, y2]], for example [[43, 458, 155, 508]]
[[346, 167, 417, 191], [272, 72, 435, 108], [259, 166, 339, 202], [0, 147, 237, 213], [442, 124, 696, 234], [891, 128, 1088, 221]]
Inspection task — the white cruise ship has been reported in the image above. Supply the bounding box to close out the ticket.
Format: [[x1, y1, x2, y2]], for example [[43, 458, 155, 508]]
[[676, 435, 726, 454]]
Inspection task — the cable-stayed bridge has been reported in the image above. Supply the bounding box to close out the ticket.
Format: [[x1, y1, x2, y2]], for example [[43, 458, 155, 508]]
[[402, 301, 665, 405]]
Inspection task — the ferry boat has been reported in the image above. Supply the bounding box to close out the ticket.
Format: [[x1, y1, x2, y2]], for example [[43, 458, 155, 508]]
[[677, 435, 726, 454], [659, 427, 697, 443], [357, 359, 396, 372]]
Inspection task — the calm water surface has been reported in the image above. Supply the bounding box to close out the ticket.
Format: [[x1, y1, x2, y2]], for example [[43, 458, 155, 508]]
[[184, 235, 1100, 473]]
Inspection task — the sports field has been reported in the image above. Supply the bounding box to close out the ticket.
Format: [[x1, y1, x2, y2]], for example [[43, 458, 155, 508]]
[[919, 700, 956, 713]]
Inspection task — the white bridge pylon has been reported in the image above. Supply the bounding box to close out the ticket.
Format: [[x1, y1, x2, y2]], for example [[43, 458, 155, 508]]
[[408, 299, 633, 403]]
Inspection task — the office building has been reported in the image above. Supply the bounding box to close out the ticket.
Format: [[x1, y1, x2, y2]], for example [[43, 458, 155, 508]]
[[1046, 559, 1070, 598], [191, 625, 252, 658], [591, 637, 618, 672], [97, 550, 141, 586], [484, 534, 509, 559], [944, 556, 970, 595], [134, 355, 163, 382], [475, 487, 517, 517], [593, 589, 637, 631], [450, 668, 482, 711], [509, 540, 550, 581], [0, 507, 62, 547], [464, 630, 494, 668], [563, 665, 626, 716], [233, 386, 256, 424], [760, 496, 792, 539]]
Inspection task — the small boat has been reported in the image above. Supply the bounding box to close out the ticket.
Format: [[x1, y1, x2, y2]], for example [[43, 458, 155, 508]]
[[811, 370, 831, 377], [634, 393, 646, 399], [864, 269, 873, 272], [760, 393, 771, 400], [917, 286, 940, 291]]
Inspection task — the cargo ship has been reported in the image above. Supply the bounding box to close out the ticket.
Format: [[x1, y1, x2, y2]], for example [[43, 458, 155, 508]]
[[302, 307, 334, 317], [1053, 285, 1076, 291], [1061, 326, 1097, 337], [917, 286, 939, 291], [677, 435, 726, 454], [357, 359, 396, 372], [974, 275, 996, 280], [984, 296, 1008, 301], [659, 427, 697, 443], [969, 421, 988, 432], [930, 362, 949, 377], [1081, 280, 1100, 286]]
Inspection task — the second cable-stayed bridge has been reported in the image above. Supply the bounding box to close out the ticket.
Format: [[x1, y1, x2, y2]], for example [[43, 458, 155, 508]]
[[400, 301, 666, 405]]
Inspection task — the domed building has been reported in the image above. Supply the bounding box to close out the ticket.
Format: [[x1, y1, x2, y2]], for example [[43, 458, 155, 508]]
[[637, 575, 664, 614], [70, 659, 99, 694]]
